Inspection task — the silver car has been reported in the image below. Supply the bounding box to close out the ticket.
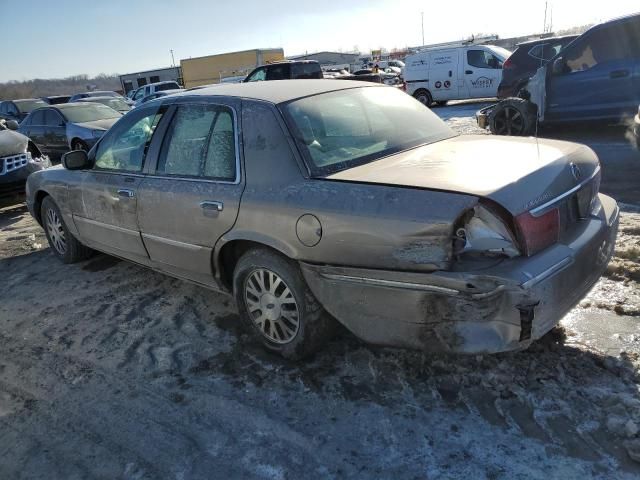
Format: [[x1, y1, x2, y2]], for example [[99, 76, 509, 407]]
[[26, 80, 619, 359]]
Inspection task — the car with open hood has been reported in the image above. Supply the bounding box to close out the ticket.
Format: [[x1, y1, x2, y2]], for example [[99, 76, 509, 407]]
[[18, 103, 122, 161], [0, 98, 48, 123], [25, 80, 618, 359], [0, 119, 50, 203]]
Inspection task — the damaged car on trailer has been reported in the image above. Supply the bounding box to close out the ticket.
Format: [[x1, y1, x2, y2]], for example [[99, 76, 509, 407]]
[[0, 119, 50, 204], [26, 80, 618, 359]]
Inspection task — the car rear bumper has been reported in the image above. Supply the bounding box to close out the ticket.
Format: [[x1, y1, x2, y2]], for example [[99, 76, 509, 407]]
[[301, 194, 619, 354]]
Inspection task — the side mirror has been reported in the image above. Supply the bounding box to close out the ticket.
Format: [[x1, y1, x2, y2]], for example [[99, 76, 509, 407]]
[[62, 149, 90, 170], [552, 56, 566, 75], [5, 120, 19, 130]]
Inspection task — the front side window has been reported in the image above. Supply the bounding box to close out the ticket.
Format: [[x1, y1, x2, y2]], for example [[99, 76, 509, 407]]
[[44, 110, 64, 127], [284, 86, 455, 176], [94, 107, 164, 172], [246, 68, 266, 82], [30, 110, 45, 125], [133, 88, 145, 101], [156, 104, 236, 181], [565, 26, 631, 73], [467, 50, 503, 69]]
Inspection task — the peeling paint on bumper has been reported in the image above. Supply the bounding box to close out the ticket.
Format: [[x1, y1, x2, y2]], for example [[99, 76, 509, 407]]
[[301, 194, 619, 354]]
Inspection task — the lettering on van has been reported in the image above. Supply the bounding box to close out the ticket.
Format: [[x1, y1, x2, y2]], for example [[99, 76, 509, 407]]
[[432, 56, 453, 65], [470, 76, 494, 88]]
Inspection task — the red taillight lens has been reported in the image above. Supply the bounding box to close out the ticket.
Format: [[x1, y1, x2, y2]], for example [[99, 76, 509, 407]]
[[515, 208, 560, 256], [503, 58, 514, 69]]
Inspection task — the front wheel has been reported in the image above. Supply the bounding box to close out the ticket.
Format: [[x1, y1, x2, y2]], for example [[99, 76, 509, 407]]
[[233, 248, 336, 360], [413, 89, 433, 107], [488, 98, 537, 136], [41, 196, 92, 263]]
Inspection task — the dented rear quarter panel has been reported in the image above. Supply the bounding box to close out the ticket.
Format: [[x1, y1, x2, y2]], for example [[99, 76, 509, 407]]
[[220, 100, 479, 272]]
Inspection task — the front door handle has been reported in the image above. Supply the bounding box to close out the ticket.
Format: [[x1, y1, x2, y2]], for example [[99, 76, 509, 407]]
[[117, 189, 135, 198], [465, 70, 474, 74], [610, 69, 630, 79], [200, 200, 224, 212]]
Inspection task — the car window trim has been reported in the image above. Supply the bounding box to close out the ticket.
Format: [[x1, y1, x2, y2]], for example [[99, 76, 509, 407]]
[[147, 101, 242, 185]]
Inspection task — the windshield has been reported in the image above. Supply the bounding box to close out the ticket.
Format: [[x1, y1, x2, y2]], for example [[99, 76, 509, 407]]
[[63, 104, 122, 123], [283, 86, 455, 176], [88, 98, 129, 110], [15, 100, 47, 113]]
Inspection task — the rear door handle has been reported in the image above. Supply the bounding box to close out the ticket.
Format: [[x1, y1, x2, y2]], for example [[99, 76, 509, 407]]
[[200, 200, 223, 212], [610, 69, 630, 79], [465, 70, 474, 74], [117, 189, 135, 198]]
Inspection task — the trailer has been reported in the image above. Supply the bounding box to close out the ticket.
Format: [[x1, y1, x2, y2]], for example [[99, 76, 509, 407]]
[[180, 48, 285, 88]]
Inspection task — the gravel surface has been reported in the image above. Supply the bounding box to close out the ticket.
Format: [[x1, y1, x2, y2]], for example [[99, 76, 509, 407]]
[[1, 102, 639, 479]]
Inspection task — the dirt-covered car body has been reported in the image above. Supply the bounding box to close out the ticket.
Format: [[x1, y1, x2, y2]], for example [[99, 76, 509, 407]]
[[26, 80, 618, 354], [0, 120, 50, 201]]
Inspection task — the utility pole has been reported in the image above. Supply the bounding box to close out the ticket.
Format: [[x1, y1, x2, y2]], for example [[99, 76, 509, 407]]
[[170, 49, 176, 67], [543, 1, 548, 33], [421, 12, 425, 46]]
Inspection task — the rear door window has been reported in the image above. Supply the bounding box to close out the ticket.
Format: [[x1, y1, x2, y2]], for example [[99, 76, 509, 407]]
[[291, 63, 322, 79], [266, 64, 290, 80], [156, 104, 236, 181]]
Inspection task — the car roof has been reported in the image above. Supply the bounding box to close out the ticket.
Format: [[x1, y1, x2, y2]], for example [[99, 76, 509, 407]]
[[12, 98, 43, 103], [46, 103, 108, 111], [516, 35, 579, 47], [173, 79, 378, 104], [77, 96, 124, 101]]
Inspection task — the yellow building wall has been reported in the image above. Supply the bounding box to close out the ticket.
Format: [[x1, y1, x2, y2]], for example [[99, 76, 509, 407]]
[[181, 49, 284, 88]]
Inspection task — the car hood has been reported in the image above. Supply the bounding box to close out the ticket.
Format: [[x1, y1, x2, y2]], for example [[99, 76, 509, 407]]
[[0, 129, 28, 157], [73, 118, 119, 131], [327, 135, 600, 215]]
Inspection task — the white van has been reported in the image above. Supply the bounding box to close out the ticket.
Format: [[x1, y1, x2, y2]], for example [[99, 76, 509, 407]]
[[404, 45, 511, 106]]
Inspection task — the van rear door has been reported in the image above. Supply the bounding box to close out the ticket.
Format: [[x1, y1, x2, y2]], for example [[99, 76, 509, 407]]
[[428, 49, 459, 101]]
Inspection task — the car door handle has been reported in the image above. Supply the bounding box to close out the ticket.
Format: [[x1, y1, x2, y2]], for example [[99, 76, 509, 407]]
[[200, 201, 223, 212], [465, 70, 473, 74], [117, 189, 135, 198], [610, 69, 630, 79]]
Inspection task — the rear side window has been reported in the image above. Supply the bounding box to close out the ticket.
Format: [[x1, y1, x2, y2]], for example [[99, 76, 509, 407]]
[[156, 104, 236, 181], [467, 50, 503, 69], [156, 82, 179, 92], [291, 63, 322, 79]]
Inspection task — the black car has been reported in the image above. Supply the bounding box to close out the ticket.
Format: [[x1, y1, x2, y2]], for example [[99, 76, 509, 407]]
[[18, 103, 122, 161], [0, 119, 50, 203], [41, 95, 71, 105], [244, 60, 323, 82], [0, 99, 48, 123], [498, 35, 578, 98]]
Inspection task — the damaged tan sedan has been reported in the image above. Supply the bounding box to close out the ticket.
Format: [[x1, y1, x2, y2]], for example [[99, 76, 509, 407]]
[[26, 80, 619, 359]]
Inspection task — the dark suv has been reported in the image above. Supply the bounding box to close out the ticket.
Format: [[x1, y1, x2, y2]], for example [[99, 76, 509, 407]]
[[498, 35, 578, 98], [244, 61, 323, 82]]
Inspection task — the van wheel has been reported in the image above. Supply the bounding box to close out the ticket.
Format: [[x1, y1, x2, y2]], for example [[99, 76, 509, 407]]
[[233, 248, 336, 360], [489, 98, 537, 136], [413, 89, 433, 107]]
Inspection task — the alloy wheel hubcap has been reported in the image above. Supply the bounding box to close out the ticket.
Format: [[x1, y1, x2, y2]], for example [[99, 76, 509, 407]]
[[495, 106, 525, 135], [244, 268, 300, 344], [46, 208, 66, 255]]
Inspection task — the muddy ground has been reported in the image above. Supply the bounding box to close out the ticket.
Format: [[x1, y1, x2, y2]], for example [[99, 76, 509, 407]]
[[1, 103, 640, 479]]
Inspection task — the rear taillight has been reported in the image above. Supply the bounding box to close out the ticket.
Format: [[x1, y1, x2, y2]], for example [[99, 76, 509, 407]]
[[503, 58, 515, 69], [515, 208, 560, 256]]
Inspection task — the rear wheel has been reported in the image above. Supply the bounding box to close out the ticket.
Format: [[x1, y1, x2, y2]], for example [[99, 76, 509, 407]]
[[489, 98, 537, 136], [41, 196, 92, 263], [413, 89, 433, 107], [233, 248, 336, 360]]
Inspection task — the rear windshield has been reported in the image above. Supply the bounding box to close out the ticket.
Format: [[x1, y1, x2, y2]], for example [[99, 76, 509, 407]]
[[156, 82, 180, 91], [63, 104, 122, 123], [87, 98, 130, 111], [15, 100, 47, 113], [283, 86, 455, 176]]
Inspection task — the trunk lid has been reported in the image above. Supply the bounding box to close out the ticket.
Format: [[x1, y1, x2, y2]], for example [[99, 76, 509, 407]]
[[326, 135, 599, 215]]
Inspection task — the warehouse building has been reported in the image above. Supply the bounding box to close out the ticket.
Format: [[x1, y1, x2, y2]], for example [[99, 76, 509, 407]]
[[287, 51, 360, 69]]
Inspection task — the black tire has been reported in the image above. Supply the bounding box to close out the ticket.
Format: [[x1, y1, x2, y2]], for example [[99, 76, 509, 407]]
[[413, 89, 433, 107], [41, 196, 92, 264], [233, 248, 336, 360], [72, 139, 88, 151], [434, 100, 448, 107], [489, 98, 538, 136]]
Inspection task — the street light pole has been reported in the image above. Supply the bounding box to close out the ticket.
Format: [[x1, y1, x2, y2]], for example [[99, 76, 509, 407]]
[[421, 11, 425, 46], [170, 49, 176, 67]]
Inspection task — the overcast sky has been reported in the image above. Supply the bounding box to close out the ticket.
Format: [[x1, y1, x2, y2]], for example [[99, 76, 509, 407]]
[[1, 0, 638, 82]]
